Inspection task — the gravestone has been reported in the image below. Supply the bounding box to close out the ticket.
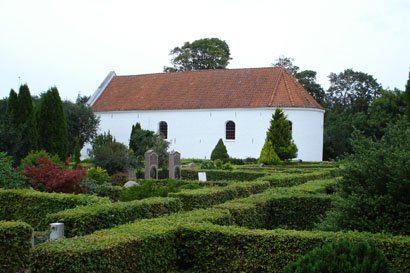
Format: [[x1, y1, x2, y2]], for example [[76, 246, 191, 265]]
[[144, 150, 158, 180], [169, 151, 182, 179]]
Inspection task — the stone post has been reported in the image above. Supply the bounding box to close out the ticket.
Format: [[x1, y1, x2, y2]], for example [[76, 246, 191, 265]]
[[169, 151, 181, 179], [144, 150, 158, 179]]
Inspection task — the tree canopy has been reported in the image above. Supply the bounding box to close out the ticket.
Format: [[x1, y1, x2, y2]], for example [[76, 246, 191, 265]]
[[164, 38, 231, 72]]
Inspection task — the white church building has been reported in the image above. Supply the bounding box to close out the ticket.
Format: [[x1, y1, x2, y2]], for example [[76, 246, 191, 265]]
[[86, 67, 324, 161]]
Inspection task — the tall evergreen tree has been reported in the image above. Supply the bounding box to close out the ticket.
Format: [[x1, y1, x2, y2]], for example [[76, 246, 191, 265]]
[[16, 84, 37, 158], [266, 108, 298, 160], [6, 89, 18, 122], [36, 87, 68, 160], [405, 72, 410, 124], [210, 138, 229, 162]]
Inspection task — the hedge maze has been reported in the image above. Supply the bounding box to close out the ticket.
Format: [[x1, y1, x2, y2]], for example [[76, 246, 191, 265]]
[[1, 164, 409, 272]]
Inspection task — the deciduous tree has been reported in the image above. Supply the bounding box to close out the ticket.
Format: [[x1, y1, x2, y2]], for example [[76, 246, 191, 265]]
[[164, 38, 231, 72]]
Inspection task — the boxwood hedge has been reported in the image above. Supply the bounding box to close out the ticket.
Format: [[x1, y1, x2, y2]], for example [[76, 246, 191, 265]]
[[0, 221, 33, 273], [181, 169, 266, 181], [0, 189, 110, 229], [260, 170, 335, 187], [45, 197, 182, 237], [169, 181, 270, 210]]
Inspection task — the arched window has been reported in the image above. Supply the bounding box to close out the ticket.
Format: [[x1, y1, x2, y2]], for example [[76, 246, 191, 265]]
[[226, 121, 235, 140], [159, 121, 168, 139]]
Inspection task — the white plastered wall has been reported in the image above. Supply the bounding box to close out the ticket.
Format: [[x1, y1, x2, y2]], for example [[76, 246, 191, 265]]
[[82, 107, 324, 161]]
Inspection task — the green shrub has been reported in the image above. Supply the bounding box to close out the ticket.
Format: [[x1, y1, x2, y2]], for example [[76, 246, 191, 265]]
[[284, 240, 393, 273], [0, 189, 110, 229], [290, 178, 339, 194], [319, 120, 410, 235], [119, 180, 181, 201], [0, 221, 33, 273], [210, 138, 229, 162], [82, 177, 123, 200], [258, 139, 281, 165], [91, 141, 136, 175], [200, 160, 215, 169], [221, 162, 233, 170], [0, 152, 29, 189], [229, 158, 245, 165], [32, 218, 180, 273], [181, 169, 266, 181], [178, 183, 201, 190], [169, 181, 269, 210], [216, 187, 332, 230], [87, 166, 110, 184], [110, 172, 128, 186], [19, 150, 62, 168], [46, 197, 182, 237], [214, 159, 223, 169], [261, 170, 334, 187]]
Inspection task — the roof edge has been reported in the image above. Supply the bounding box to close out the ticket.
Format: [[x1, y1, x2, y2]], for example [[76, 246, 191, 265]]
[[87, 71, 116, 107]]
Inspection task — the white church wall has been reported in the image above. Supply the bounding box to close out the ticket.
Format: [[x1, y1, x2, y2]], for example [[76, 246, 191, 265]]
[[82, 107, 324, 161]]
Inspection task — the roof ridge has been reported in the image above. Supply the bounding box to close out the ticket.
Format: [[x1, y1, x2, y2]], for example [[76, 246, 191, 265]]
[[268, 68, 283, 106], [282, 70, 295, 105]]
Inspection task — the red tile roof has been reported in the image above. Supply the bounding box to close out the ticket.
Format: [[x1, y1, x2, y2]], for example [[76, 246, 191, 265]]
[[90, 67, 323, 112]]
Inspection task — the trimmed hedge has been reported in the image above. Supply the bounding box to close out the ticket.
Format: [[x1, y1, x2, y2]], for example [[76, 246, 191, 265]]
[[46, 197, 182, 237], [290, 178, 339, 194], [181, 169, 266, 181], [216, 187, 332, 230], [0, 221, 33, 273], [169, 181, 270, 210], [260, 170, 335, 187], [0, 189, 110, 229], [31, 218, 179, 273], [177, 223, 410, 273], [32, 218, 410, 273]]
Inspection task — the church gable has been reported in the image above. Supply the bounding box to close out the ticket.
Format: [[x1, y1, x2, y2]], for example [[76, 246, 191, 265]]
[[89, 67, 323, 112]]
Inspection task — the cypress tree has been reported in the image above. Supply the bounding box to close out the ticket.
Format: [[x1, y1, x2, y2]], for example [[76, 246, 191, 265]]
[[266, 108, 298, 160], [210, 138, 229, 161], [6, 89, 18, 122], [36, 87, 68, 160], [405, 72, 410, 124], [16, 84, 37, 158], [74, 137, 81, 165]]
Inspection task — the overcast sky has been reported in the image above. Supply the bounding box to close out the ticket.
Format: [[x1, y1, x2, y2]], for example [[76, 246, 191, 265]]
[[1, 0, 409, 102]]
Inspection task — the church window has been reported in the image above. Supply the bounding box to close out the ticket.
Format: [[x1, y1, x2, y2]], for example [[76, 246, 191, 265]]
[[226, 121, 235, 140], [159, 121, 168, 139]]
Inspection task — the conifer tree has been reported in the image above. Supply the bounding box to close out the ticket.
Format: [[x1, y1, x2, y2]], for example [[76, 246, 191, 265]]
[[16, 84, 37, 158], [36, 87, 68, 160], [210, 138, 229, 161], [258, 138, 280, 165], [6, 89, 18, 122], [405, 72, 410, 124], [266, 108, 298, 160], [74, 137, 81, 165]]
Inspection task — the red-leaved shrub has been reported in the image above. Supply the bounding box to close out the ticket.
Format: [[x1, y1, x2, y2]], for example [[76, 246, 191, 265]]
[[25, 158, 87, 193]]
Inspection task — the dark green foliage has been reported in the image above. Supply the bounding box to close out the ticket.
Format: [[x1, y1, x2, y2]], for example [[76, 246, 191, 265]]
[[91, 141, 136, 175], [16, 84, 38, 159], [6, 89, 18, 121], [272, 55, 300, 76], [45, 197, 182, 237], [169, 181, 269, 210], [0, 189, 110, 229], [284, 240, 393, 273], [210, 138, 229, 161], [63, 99, 100, 155], [164, 38, 231, 72], [319, 118, 410, 235], [36, 87, 69, 160], [295, 70, 326, 106], [110, 172, 128, 186], [119, 180, 181, 201], [258, 138, 281, 165], [267, 108, 298, 160], [0, 152, 29, 189], [73, 137, 81, 165], [129, 122, 155, 158], [261, 169, 335, 187], [181, 169, 266, 181], [0, 114, 23, 162], [90, 130, 115, 150], [200, 160, 215, 169], [0, 221, 33, 273], [82, 178, 123, 201], [405, 72, 410, 123]]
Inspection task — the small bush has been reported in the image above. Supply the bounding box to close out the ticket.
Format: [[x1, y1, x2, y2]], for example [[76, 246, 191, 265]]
[[0, 152, 29, 189], [284, 240, 393, 273], [200, 161, 215, 170], [258, 139, 281, 165], [221, 162, 233, 170], [178, 183, 201, 190], [110, 172, 128, 186], [210, 138, 229, 162], [214, 159, 223, 169], [87, 166, 110, 184], [91, 141, 136, 175], [119, 180, 182, 201], [19, 150, 62, 168], [25, 157, 87, 193], [0, 221, 33, 273], [82, 178, 123, 200], [229, 158, 244, 165]]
